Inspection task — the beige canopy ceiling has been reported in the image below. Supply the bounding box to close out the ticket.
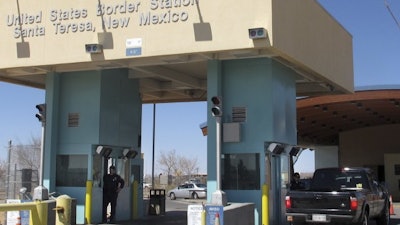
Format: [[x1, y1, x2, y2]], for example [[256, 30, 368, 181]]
[[0, 0, 353, 103], [297, 89, 400, 145]]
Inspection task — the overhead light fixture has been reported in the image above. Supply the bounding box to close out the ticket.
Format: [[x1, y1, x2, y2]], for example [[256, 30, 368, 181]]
[[290, 147, 301, 156], [266, 142, 284, 154], [123, 148, 138, 159], [85, 44, 103, 54], [248, 28, 267, 39], [96, 146, 112, 157]]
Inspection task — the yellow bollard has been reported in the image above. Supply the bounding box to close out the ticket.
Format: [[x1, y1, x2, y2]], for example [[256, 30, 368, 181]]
[[55, 195, 72, 225], [262, 184, 269, 225], [133, 180, 138, 219], [35, 200, 48, 225], [85, 180, 93, 224], [201, 204, 206, 225]]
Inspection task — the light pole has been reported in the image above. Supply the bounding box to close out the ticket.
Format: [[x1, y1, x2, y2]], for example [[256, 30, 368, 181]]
[[33, 103, 49, 200], [210, 96, 227, 206], [151, 103, 156, 189], [6, 140, 11, 199]]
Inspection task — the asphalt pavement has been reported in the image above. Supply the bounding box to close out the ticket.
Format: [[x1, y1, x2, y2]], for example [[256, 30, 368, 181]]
[[94, 198, 195, 225], [94, 201, 400, 225]]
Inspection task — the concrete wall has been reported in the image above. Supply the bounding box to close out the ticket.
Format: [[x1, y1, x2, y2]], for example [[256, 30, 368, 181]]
[[339, 124, 400, 167], [339, 124, 400, 200], [207, 58, 297, 225], [43, 69, 142, 223], [224, 203, 255, 225], [314, 146, 338, 169], [384, 154, 400, 201]]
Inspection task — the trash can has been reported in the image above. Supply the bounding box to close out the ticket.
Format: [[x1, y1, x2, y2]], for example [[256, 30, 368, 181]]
[[148, 189, 165, 215]]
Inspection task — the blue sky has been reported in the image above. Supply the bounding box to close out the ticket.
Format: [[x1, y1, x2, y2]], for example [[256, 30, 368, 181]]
[[1, 1, 400, 174]]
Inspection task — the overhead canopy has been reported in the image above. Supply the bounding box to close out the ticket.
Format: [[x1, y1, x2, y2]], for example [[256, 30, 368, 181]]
[[0, 0, 353, 103], [297, 88, 400, 145]]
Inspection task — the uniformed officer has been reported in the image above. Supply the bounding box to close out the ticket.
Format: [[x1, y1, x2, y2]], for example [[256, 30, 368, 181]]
[[102, 165, 125, 223]]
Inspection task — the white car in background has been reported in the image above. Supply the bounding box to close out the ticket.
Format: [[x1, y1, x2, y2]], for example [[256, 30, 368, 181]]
[[168, 183, 207, 200], [143, 182, 152, 190]]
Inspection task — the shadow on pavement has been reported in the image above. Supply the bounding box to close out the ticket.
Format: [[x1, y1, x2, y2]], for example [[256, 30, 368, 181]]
[[391, 217, 400, 225], [130, 210, 187, 225]]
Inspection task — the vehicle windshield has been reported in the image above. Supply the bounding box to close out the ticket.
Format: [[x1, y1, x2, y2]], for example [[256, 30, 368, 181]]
[[196, 184, 207, 188], [310, 169, 369, 191]]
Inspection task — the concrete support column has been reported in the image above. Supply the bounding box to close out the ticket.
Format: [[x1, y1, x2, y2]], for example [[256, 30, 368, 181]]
[[207, 57, 297, 225]]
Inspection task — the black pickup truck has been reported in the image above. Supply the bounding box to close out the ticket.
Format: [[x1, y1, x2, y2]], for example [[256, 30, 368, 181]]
[[285, 167, 390, 225]]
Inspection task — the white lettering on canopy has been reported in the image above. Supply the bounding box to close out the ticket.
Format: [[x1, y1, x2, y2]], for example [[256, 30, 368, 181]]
[[150, 0, 198, 10]]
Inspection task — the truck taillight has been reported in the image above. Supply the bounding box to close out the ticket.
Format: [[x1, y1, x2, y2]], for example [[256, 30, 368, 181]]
[[285, 196, 292, 209], [350, 197, 358, 211]]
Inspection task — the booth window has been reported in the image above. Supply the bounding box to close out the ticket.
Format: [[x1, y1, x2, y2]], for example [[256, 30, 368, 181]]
[[395, 164, 400, 175], [56, 154, 88, 187], [222, 153, 260, 190], [116, 157, 129, 185]]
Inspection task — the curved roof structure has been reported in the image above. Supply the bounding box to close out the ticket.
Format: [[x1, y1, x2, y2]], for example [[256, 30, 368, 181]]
[[297, 86, 400, 146]]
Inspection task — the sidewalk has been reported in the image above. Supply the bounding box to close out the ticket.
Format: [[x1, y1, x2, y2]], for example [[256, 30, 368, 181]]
[[98, 210, 187, 225], [125, 210, 186, 225]]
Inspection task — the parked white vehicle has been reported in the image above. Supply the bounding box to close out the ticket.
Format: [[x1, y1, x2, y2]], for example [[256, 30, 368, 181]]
[[143, 182, 152, 190], [168, 183, 207, 200]]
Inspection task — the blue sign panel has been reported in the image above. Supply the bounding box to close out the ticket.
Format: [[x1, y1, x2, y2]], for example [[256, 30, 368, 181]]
[[126, 47, 142, 56], [20, 210, 29, 225], [21, 200, 32, 225], [205, 205, 223, 225]]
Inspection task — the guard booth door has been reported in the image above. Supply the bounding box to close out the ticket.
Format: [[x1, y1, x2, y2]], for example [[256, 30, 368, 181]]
[[92, 147, 140, 223], [267, 152, 290, 225]]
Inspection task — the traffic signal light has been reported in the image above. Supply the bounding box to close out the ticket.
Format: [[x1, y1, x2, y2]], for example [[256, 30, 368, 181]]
[[211, 96, 222, 117], [35, 104, 46, 123]]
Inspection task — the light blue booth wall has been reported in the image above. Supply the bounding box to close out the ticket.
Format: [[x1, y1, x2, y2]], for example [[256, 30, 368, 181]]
[[43, 69, 142, 224], [207, 58, 297, 225]]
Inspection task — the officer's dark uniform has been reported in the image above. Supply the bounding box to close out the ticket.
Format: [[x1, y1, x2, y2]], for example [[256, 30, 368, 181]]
[[290, 172, 305, 190], [102, 166, 125, 223]]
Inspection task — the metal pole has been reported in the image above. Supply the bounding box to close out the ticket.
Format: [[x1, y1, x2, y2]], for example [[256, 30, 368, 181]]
[[13, 164, 17, 198], [211, 116, 227, 206], [215, 117, 221, 191], [151, 103, 156, 188], [39, 125, 45, 186], [7, 140, 11, 199]]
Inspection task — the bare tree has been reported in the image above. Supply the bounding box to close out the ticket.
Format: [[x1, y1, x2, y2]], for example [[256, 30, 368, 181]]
[[157, 149, 199, 185], [180, 157, 198, 178], [0, 159, 7, 183], [157, 149, 178, 178], [14, 136, 41, 170]]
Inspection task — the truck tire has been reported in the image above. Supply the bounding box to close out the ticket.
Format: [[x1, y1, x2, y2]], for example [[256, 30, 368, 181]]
[[376, 203, 390, 225], [357, 212, 369, 225]]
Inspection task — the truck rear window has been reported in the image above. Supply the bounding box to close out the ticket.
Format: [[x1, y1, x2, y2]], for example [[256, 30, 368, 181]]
[[310, 169, 369, 191]]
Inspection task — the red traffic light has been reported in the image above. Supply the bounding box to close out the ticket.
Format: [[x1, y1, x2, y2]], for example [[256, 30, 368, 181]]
[[35, 104, 46, 123], [211, 106, 222, 117], [211, 96, 221, 105], [211, 96, 222, 117]]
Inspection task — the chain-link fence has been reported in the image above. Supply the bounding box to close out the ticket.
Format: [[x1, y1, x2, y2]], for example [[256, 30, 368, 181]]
[[4, 168, 39, 200], [0, 168, 38, 225]]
